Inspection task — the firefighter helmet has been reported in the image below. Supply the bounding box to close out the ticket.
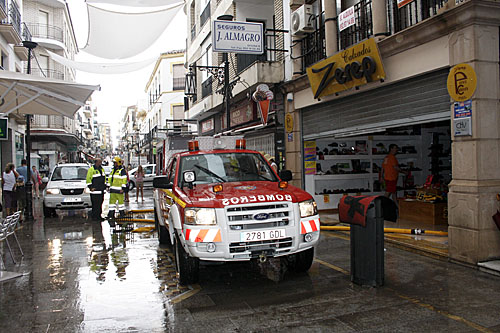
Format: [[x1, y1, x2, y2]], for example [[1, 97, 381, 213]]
[[113, 156, 122, 165]]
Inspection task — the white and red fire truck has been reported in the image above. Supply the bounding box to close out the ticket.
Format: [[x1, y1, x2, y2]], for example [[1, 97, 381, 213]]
[[153, 136, 320, 284]]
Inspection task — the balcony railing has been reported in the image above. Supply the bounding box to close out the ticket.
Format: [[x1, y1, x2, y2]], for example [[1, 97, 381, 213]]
[[173, 77, 185, 91], [389, 0, 446, 33], [26, 23, 63, 43], [338, 0, 372, 50], [298, 13, 326, 74], [200, 1, 210, 28], [28, 68, 64, 80], [21, 22, 32, 41]]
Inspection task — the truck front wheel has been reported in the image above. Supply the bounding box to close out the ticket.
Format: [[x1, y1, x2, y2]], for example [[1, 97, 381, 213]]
[[155, 207, 170, 245], [174, 235, 199, 285], [290, 247, 314, 272]]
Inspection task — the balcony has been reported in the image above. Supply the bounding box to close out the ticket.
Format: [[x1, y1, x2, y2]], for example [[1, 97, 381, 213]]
[[25, 22, 64, 49], [0, 0, 21, 45], [201, 76, 213, 99], [14, 23, 31, 61], [28, 68, 65, 80], [32, 115, 74, 133]]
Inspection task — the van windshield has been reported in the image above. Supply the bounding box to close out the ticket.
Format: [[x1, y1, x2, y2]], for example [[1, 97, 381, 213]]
[[179, 153, 278, 184], [51, 166, 89, 181]]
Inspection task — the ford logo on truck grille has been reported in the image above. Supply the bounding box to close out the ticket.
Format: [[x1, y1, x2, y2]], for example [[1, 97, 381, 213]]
[[253, 213, 270, 221]]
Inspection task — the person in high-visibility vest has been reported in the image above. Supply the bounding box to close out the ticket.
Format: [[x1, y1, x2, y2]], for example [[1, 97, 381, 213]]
[[107, 156, 127, 226], [86, 158, 106, 221]]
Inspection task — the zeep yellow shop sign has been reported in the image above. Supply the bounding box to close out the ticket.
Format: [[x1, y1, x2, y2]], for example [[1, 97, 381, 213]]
[[307, 38, 386, 99]]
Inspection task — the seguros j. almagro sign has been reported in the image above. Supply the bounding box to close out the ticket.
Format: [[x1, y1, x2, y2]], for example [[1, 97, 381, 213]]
[[213, 20, 264, 54], [306, 38, 386, 99]]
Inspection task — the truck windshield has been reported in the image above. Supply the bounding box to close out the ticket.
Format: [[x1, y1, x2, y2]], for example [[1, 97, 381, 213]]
[[179, 152, 278, 184]]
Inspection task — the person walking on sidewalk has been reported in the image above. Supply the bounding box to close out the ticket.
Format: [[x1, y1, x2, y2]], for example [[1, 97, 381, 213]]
[[2, 163, 19, 216], [31, 165, 41, 199], [107, 156, 127, 227], [382, 144, 404, 205], [135, 165, 145, 202], [86, 158, 106, 221]]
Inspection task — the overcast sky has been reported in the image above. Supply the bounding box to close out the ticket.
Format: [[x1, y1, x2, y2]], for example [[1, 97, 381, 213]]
[[67, 0, 187, 146]]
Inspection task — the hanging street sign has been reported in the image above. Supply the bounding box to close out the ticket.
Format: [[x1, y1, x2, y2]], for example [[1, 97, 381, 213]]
[[213, 20, 264, 54], [0, 118, 8, 140], [447, 63, 477, 102]]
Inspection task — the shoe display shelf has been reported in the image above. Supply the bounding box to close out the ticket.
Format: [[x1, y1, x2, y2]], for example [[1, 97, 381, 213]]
[[305, 135, 423, 211]]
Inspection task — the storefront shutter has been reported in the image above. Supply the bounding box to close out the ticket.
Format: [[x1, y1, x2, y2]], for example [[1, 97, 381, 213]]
[[302, 69, 450, 139]]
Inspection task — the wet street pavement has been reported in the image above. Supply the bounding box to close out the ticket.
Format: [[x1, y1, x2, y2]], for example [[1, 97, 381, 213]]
[[1, 190, 500, 332]]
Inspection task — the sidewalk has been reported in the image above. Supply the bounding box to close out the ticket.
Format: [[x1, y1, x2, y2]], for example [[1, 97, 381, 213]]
[[318, 211, 500, 276]]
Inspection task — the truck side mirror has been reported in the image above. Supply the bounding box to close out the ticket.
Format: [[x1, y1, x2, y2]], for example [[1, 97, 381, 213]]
[[153, 175, 173, 189], [279, 170, 292, 182]]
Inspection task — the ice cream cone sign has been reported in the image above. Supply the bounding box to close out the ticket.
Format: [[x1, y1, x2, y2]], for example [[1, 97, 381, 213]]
[[253, 84, 274, 125]]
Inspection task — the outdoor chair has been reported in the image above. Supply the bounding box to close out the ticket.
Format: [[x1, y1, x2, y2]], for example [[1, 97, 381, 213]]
[[0, 211, 23, 266]]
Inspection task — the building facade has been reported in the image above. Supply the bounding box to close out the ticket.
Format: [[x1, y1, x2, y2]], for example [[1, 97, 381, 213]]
[[283, 0, 500, 265], [144, 50, 189, 172], [184, 0, 287, 168], [23, 0, 83, 171], [0, 0, 31, 169]]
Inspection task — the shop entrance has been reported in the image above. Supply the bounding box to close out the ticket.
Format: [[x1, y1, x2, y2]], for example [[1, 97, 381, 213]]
[[305, 121, 450, 234]]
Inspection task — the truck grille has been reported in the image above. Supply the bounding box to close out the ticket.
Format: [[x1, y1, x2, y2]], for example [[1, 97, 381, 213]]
[[226, 203, 292, 230], [61, 189, 84, 195], [229, 237, 293, 253]]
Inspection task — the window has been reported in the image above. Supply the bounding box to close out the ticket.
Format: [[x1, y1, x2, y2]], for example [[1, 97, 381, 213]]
[[173, 105, 184, 120], [39, 10, 49, 38], [39, 55, 49, 77], [172, 64, 185, 90]]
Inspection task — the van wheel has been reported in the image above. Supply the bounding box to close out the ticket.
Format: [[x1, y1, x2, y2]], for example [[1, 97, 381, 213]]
[[43, 203, 56, 218], [174, 235, 199, 285], [155, 207, 170, 245], [289, 248, 314, 272]]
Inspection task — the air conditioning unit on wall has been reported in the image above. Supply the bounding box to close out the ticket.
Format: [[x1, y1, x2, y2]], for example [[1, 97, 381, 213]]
[[291, 4, 315, 36]]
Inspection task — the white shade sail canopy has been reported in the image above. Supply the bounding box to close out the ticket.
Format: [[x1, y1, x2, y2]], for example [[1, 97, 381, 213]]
[[86, 0, 181, 7], [47, 50, 157, 74], [83, 3, 183, 59], [0, 70, 100, 118]]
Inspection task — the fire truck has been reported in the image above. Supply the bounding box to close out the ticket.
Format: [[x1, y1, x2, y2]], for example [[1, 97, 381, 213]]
[[153, 136, 320, 284]]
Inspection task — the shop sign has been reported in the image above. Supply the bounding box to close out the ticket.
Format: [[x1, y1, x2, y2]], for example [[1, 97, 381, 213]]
[[447, 63, 477, 102], [338, 6, 355, 32], [285, 113, 294, 133], [397, 0, 414, 8], [304, 141, 316, 175], [453, 117, 472, 136], [213, 20, 264, 54], [0, 118, 7, 140], [252, 84, 274, 126], [230, 102, 256, 127], [306, 38, 385, 99], [453, 100, 472, 118], [201, 118, 214, 133]]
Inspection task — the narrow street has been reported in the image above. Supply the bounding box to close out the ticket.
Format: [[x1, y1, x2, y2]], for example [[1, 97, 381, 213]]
[[1, 189, 500, 332]]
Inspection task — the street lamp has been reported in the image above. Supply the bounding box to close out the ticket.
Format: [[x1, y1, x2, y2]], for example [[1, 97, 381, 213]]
[[22, 40, 38, 220]]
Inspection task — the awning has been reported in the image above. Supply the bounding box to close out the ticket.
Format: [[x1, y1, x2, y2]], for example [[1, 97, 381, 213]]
[[30, 153, 41, 159], [0, 70, 100, 118]]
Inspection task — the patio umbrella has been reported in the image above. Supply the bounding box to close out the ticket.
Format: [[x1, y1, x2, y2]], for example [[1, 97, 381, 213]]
[[0, 70, 100, 219]]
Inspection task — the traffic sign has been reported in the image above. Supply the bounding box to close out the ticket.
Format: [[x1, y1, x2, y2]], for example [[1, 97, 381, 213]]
[[447, 63, 477, 102]]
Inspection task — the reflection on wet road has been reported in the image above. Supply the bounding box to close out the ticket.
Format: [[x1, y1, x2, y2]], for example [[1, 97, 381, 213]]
[[2, 196, 500, 332]]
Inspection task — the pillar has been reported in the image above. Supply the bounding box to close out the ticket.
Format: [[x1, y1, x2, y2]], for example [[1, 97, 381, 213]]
[[371, 0, 388, 41], [448, 23, 500, 264], [324, 0, 338, 57]]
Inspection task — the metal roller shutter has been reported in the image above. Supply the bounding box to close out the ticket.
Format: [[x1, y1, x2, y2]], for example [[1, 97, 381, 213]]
[[302, 69, 450, 139]]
